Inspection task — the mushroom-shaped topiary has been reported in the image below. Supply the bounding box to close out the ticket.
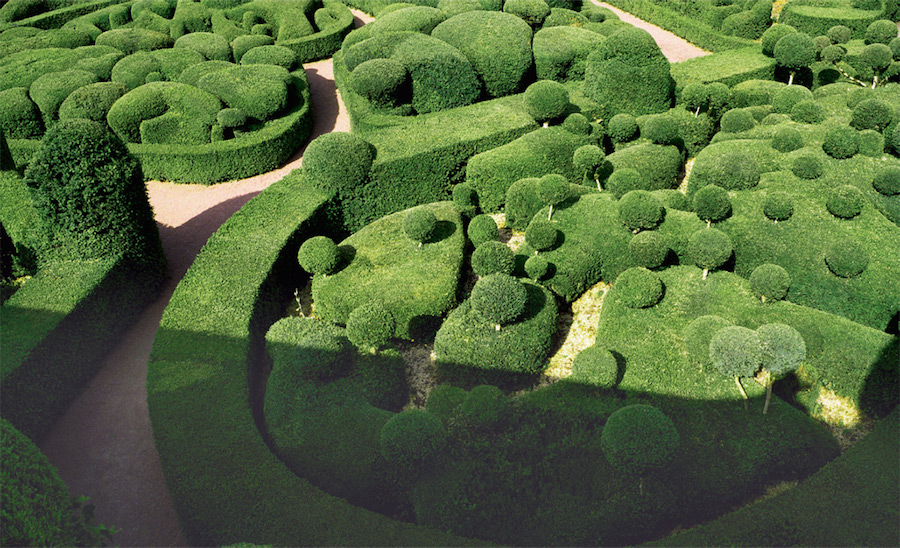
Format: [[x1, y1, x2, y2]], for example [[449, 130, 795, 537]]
[[523, 80, 569, 126], [825, 239, 869, 278], [538, 173, 570, 219], [693, 184, 731, 226], [750, 263, 791, 303], [642, 114, 678, 145], [470, 273, 528, 330], [873, 166, 900, 196], [607, 113, 639, 143], [607, 168, 646, 199], [761, 23, 798, 57], [524, 254, 550, 280], [351, 58, 409, 111], [720, 108, 755, 133], [791, 152, 823, 179], [681, 82, 709, 116], [826, 185, 866, 219], [346, 302, 396, 353], [865, 19, 898, 45], [525, 217, 558, 253], [467, 213, 498, 247], [772, 85, 812, 114], [822, 125, 860, 159], [471, 240, 515, 277], [684, 315, 733, 370], [861, 44, 893, 86], [404, 208, 438, 247], [573, 145, 605, 190], [821, 44, 846, 64], [774, 32, 816, 85], [772, 126, 803, 152], [562, 113, 591, 135], [851, 99, 893, 132], [601, 404, 679, 496], [827, 25, 851, 44], [790, 100, 825, 124], [452, 182, 479, 217], [710, 326, 764, 409], [618, 190, 664, 233], [614, 266, 664, 308], [757, 323, 806, 414], [380, 409, 447, 471], [303, 132, 374, 198], [298, 235, 340, 276], [813, 35, 832, 57], [628, 230, 668, 269], [571, 346, 618, 388], [688, 227, 732, 279]]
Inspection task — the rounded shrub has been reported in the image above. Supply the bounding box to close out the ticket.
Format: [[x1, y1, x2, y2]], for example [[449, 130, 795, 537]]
[[791, 152, 824, 179], [525, 217, 558, 251], [772, 126, 803, 152], [757, 323, 806, 380], [763, 113, 790, 125], [346, 302, 396, 352], [29, 69, 99, 124], [95, 28, 172, 55], [681, 82, 709, 114], [265, 316, 351, 380], [607, 168, 645, 199], [821, 44, 846, 64], [196, 64, 290, 121], [822, 125, 860, 159], [0, 87, 43, 139], [813, 35, 832, 56], [538, 173, 570, 218], [654, 188, 689, 211], [846, 87, 876, 109], [467, 214, 498, 247], [790, 100, 825, 124], [720, 108, 756, 133], [693, 184, 732, 224], [503, 0, 551, 27], [851, 99, 893, 132], [826, 185, 866, 219], [614, 267, 664, 308], [858, 129, 884, 156], [351, 58, 409, 110], [772, 85, 813, 114], [761, 24, 798, 57], [750, 263, 791, 302], [608, 113, 639, 142], [57, 81, 127, 123], [523, 80, 570, 125], [763, 191, 794, 221], [642, 114, 678, 145], [303, 132, 374, 197], [505, 177, 542, 230], [426, 384, 467, 421], [573, 144, 605, 187], [862, 43, 893, 72], [688, 228, 733, 275], [459, 385, 505, 428], [216, 107, 248, 128], [469, 273, 528, 327], [601, 405, 679, 477], [699, 149, 760, 191], [684, 315, 733, 368], [240, 45, 297, 70], [891, 36, 900, 59], [452, 182, 478, 217], [404, 208, 438, 246], [865, 19, 898, 45], [873, 166, 900, 196], [471, 241, 515, 277], [232, 34, 274, 63], [709, 325, 764, 379], [438, 0, 483, 17], [774, 32, 816, 78], [175, 32, 232, 62], [524, 254, 550, 280], [298, 236, 340, 275], [380, 409, 447, 468], [628, 230, 668, 269], [112, 51, 160, 90], [571, 346, 618, 388], [619, 190, 664, 232], [825, 239, 869, 278], [826, 25, 852, 45], [562, 113, 591, 135], [707, 82, 731, 117]]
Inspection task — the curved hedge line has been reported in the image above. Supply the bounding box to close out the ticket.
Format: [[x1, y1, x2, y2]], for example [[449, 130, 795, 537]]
[[0, 0, 123, 31]]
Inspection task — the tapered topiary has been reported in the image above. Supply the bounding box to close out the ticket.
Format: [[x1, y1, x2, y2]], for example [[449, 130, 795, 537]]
[[525, 217, 558, 252], [772, 126, 803, 152], [826, 185, 866, 219], [761, 23, 797, 57], [404, 208, 438, 247], [757, 323, 806, 414], [720, 108, 755, 133], [523, 80, 569, 126], [873, 166, 900, 196], [750, 263, 791, 303], [572, 346, 618, 388], [601, 404, 679, 495], [607, 113, 638, 143], [298, 236, 340, 276], [346, 302, 395, 353], [538, 173, 570, 219], [471, 241, 515, 277], [825, 239, 868, 278], [822, 125, 860, 159], [619, 190, 664, 233], [684, 315, 733, 370], [452, 182, 479, 217], [791, 152, 823, 179], [642, 114, 678, 145], [380, 409, 447, 470], [709, 325, 764, 409], [573, 145, 605, 190], [693, 184, 731, 226], [681, 82, 709, 116], [607, 168, 646, 199], [628, 230, 668, 269], [467, 214, 498, 247], [688, 228, 732, 279], [865, 19, 898, 45], [614, 267, 664, 308], [524, 254, 549, 280], [774, 32, 816, 85], [851, 99, 893, 132], [469, 273, 528, 329]]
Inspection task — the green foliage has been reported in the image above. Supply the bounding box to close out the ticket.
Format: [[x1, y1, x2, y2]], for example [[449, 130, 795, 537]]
[[762, 191, 794, 221], [298, 235, 340, 275], [525, 217, 558, 251], [471, 241, 515, 277], [601, 404, 679, 478], [265, 316, 351, 380], [452, 182, 478, 217], [28, 69, 98, 125], [606, 143, 683, 193], [619, 190, 664, 232], [175, 31, 232, 62], [693, 184, 732, 224], [749, 263, 790, 302], [827, 25, 852, 45], [403, 208, 438, 244], [681, 82, 709, 113], [642, 113, 679, 145], [107, 81, 221, 145], [0, 87, 43, 139], [303, 131, 374, 201], [772, 126, 803, 152], [873, 165, 900, 196], [538, 173, 570, 218], [822, 43, 846, 64], [709, 325, 763, 379], [351, 58, 409, 111], [607, 168, 645, 199], [196, 64, 290, 120], [347, 302, 396, 352], [822, 125, 860, 159], [772, 84, 813, 114], [232, 34, 274, 62], [826, 185, 866, 219], [380, 409, 447, 467], [94, 27, 173, 55], [571, 346, 618, 388], [824, 239, 868, 278], [614, 266, 664, 308], [720, 108, 756, 133], [217, 107, 248, 128], [688, 227, 732, 273], [57, 81, 126, 123], [628, 230, 669, 270], [533, 26, 606, 83], [469, 272, 527, 326], [505, 177, 543, 230], [573, 145, 605, 187], [684, 314, 733, 368], [757, 323, 805, 377], [790, 99, 826, 123], [608, 113, 639, 143], [774, 32, 816, 75], [523, 80, 570, 124], [761, 24, 797, 57], [851, 99, 893, 132], [241, 45, 298, 70], [467, 214, 498, 246], [857, 129, 884, 157], [503, 0, 551, 27], [791, 152, 824, 179], [688, 144, 762, 193], [865, 19, 898, 45], [426, 384, 467, 421], [111, 51, 161, 91], [458, 384, 505, 428], [524, 254, 549, 280]]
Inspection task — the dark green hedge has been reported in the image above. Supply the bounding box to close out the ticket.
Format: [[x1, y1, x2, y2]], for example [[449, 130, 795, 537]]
[[0, 0, 123, 31], [779, 2, 886, 40]]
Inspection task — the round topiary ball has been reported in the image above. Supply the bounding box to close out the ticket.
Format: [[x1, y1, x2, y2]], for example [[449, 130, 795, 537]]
[[571, 346, 618, 388], [827, 24, 851, 44], [608, 112, 639, 142], [858, 129, 884, 156], [524, 254, 550, 280], [298, 235, 340, 275], [720, 108, 755, 133], [681, 82, 709, 113], [573, 144, 605, 187], [846, 87, 876, 109], [684, 314, 733, 368], [467, 214, 498, 247], [346, 302, 395, 352], [303, 132, 374, 196], [619, 190, 664, 232], [709, 325, 764, 379], [862, 43, 893, 71], [760, 23, 797, 56], [772, 126, 804, 152], [628, 230, 668, 269], [607, 168, 646, 199], [873, 166, 900, 196], [826, 184, 866, 219], [523, 79, 569, 125], [452, 182, 479, 217], [265, 316, 351, 380], [822, 125, 860, 159], [763, 191, 794, 221], [821, 44, 846, 64], [525, 217, 558, 251], [717, 150, 761, 191], [562, 112, 591, 135], [614, 266, 664, 308], [404, 208, 438, 245], [459, 385, 505, 428], [774, 32, 816, 74], [851, 99, 894, 132], [890, 36, 900, 59], [351, 58, 409, 109], [813, 35, 832, 56], [688, 227, 733, 275], [772, 85, 813, 114], [642, 114, 678, 145], [693, 184, 732, 224], [791, 152, 824, 179], [426, 384, 467, 420], [470, 273, 528, 327], [380, 409, 447, 468], [865, 19, 898, 45], [538, 173, 570, 215], [471, 240, 515, 277], [600, 404, 679, 477], [750, 263, 791, 302], [791, 100, 825, 124], [825, 239, 868, 277]]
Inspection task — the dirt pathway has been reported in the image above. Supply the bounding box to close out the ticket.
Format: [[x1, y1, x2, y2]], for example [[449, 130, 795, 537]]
[[595, 1, 710, 62]]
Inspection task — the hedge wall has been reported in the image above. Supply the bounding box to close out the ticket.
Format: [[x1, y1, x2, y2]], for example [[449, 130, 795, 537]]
[[779, 1, 887, 40], [671, 46, 777, 92], [0, 0, 123, 31]]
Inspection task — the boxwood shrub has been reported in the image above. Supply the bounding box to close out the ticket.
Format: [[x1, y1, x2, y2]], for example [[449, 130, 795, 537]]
[[619, 190, 665, 232], [533, 25, 606, 83], [749, 263, 791, 302], [822, 125, 861, 159], [826, 184, 867, 219], [628, 230, 669, 270], [613, 266, 664, 308]]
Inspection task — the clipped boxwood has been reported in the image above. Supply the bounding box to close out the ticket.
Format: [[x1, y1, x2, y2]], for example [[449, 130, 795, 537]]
[[380, 409, 447, 468], [618, 190, 664, 232], [763, 191, 794, 221], [822, 125, 860, 159], [683, 314, 733, 368], [570, 345, 618, 388], [693, 184, 732, 224], [613, 266, 664, 308], [471, 240, 515, 277], [824, 239, 869, 278], [467, 213, 499, 246], [720, 108, 756, 133], [826, 185, 866, 219], [872, 166, 900, 196], [628, 229, 669, 270], [750, 263, 791, 302], [772, 126, 804, 152], [523, 79, 570, 125]]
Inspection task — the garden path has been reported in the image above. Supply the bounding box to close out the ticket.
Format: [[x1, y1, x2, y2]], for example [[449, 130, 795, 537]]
[[594, 1, 710, 62], [37, 7, 704, 546]]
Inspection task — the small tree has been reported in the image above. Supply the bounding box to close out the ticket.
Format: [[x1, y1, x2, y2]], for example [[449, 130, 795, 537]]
[[404, 208, 438, 248], [601, 404, 679, 496], [538, 174, 569, 220], [298, 236, 340, 277], [757, 323, 806, 414], [346, 302, 395, 354], [681, 82, 709, 117], [774, 32, 816, 85], [618, 190, 664, 233], [467, 214, 498, 247], [709, 326, 763, 409], [469, 273, 527, 331], [749, 263, 791, 303], [523, 79, 569, 127], [692, 184, 731, 227], [525, 218, 557, 253], [471, 240, 515, 277], [573, 145, 605, 190], [688, 227, 733, 279]]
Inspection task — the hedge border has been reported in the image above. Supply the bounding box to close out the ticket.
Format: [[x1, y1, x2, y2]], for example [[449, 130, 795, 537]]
[[276, 0, 356, 64], [0, 0, 123, 31], [778, 2, 886, 40]]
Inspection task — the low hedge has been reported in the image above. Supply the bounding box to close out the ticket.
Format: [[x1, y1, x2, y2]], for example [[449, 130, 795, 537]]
[[0, 0, 123, 31], [673, 46, 777, 92], [779, 2, 887, 40]]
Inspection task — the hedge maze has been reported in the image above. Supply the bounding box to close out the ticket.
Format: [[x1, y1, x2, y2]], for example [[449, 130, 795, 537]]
[[2, 0, 899, 546]]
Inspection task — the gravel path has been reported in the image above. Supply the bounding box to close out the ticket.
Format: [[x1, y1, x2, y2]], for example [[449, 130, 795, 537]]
[[36, 8, 703, 546], [595, 1, 710, 62]]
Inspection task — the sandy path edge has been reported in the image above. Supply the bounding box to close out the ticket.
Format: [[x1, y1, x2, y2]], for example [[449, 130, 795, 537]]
[[595, 1, 710, 62]]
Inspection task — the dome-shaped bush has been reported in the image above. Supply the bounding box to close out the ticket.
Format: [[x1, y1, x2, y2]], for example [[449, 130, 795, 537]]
[[467, 213, 498, 247], [720, 108, 755, 133], [825, 240, 868, 278], [628, 230, 668, 269], [851, 99, 893, 132], [619, 190, 664, 232], [822, 125, 860, 159], [438, 0, 483, 17], [505, 178, 542, 230], [772, 85, 812, 114], [821, 44, 846, 64], [459, 385, 505, 428], [503, 0, 551, 27], [642, 114, 678, 145], [826, 185, 866, 219], [791, 152, 823, 179], [538, 173, 570, 219], [265, 316, 351, 380], [763, 191, 794, 221], [709, 325, 764, 379], [681, 82, 709, 114], [216, 107, 248, 128], [614, 266, 664, 308], [404, 208, 438, 246], [750, 263, 791, 302], [57, 81, 127, 124], [601, 405, 679, 477], [346, 302, 396, 352], [573, 144, 605, 187], [0, 87, 42, 139], [716, 150, 761, 191], [471, 240, 515, 277], [175, 32, 232, 62], [763, 113, 790, 125], [351, 58, 409, 110], [571, 346, 618, 388], [241, 45, 297, 70], [380, 409, 447, 468], [563, 113, 591, 135], [693, 184, 732, 224], [298, 235, 340, 275], [525, 217, 558, 251], [865, 19, 898, 45], [862, 43, 893, 72], [426, 384, 467, 420], [858, 129, 884, 156], [523, 80, 570, 125], [827, 25, 851, 44], [469, 273, 528, 327], [608, 113, 639, 142], [762, 24, 798, 57], [873, 166, 900, 196], [757, 323, 806, 375], [891, 36, 900, 59], [688, 228, 732, 277], [29, 69, 99, 124], [790, 100, 825, 124], [772, 126, 803, 152], [303, 132, 374, 197], [524, 254, 550, 280], [774, 32, 816, 82], [846, 87, 875, 109], [452, 182, 478, 217], [684, 315, 733, 368], [813, 35, 832, 56], [607, 168, 646, 199]]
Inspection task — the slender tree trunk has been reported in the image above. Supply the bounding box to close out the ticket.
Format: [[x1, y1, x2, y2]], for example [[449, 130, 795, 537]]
[[707, 219, 711, 228], [548, 205, 553, 220], [763, 381, 773, 415], [872, 74, 879, 89], [543, 122, 549, 128], [694, 106, 700, 117], [702, 268, 709, 280], [596, 177, 601, 193], [788, 72, 794, 86], [735, 376, 749, 409], [761, 295, 766, 303], [495, 324, 501, 331]]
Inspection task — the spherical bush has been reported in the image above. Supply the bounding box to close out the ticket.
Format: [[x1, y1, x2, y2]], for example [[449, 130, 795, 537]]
[[858, 129, 884, 156], [503, 0, 551, 27], [772, 126, 803, 152], [821, 44, 846, 64], [607, 168, 646, 199], [890, 36, 900, 59], [684, 315, 733, 367], [467, 214, 498, 247], [750, 263, 791, 302], [426, 384, 466, 420], [642, 114, 678, 145], [873, 166, 900, 196], [757, 323, 806, 376], [822, 125, 860, 159], [693, 184, 732, 223], [470, 273, 528, 326], [688, 228, 733, 273], [862, 43, 893, 71], [865, 19, 898, 45], [762, 24, 798, 57], [523, 79, 569, 124], [774, 32, 816, 72], [524, 254, 550, 280], [298, 235, 340, 275], [791, 152, 823, 179], [471, 240, 515, 277], [614, 267, 664, 308], [601, 405, 679, 477], [826, 185, 866, 219], [628, 230, 668, 269], [825, 240, 868, 278], [827, 25, 851, 44], [720, 108, 755, 133], [563, 113, 591, 135], [303, 132, 374, 196], [813, 35, 832, 56], [619, 190, 664, 232], [538, 173, 570, 211], [608, 113, 638, 142], [452, 182, 478, 217], [709, 326, 764, 378], [346, 302, 396, 352], [459, 385, 505, 428], [265, 316, 351, 380], [717, 150, 761, 191], [846, 87, 875, 109], [772, 85, 812, 114], [525, 217, 558, 251], [571, 346, 618, 388], [851, 99, 893, 132], [380, 409, 447, 468], [763, 191, 794, 221], [351, 58, 409, 109], [404, 208, 438, 245], [574, 145, 605, 186], [681, 82, 709, 112], [791, 100, 825, 124]]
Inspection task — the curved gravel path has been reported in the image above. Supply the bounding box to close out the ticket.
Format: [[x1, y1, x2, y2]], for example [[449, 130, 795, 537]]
[[35, 9, 704, 547], [595, 1, 709, 62]]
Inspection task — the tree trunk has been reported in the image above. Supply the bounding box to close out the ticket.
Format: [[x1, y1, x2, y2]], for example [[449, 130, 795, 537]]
[[596, 177, 601, 193], [761, 295, 766, 303], [735, 375, 749, 410], [763, 381, 773, 415], [495, 324, 501, 331], [548, 205, 553, 220], [707, 219, 711, 228], [872, 74, 879, 89], [694, 106, 700, 117], [788, 71, 794, 86], [702, 268, 709, 280]]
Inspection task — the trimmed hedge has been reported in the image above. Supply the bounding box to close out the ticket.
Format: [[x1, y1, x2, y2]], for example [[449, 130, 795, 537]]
[[614, 266, 664, 308], [605, 143, 683, 193], [779, 2, 886, 40], [533, 25, 606, 83]]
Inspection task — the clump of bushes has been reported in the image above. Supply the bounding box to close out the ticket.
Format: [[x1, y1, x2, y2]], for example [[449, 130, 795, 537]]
[[750, 263, 791, 302], [618, 190, 664, 233], [298, 235, 340, 276], [826, 185, 866, 219], [471, 241, 515, 277], [824, 239, 869, 278], [761, 24, 797, 57], [772, 85, 812, 114], [628, 230, 668, 270], [380, 409, 447, 470], [614, 267, 664, 308], [470, 273, 528, 329], [822, 125, 860, 159]]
